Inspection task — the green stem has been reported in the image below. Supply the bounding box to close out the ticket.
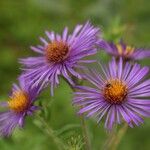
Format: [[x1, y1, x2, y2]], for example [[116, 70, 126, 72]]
[[64, 77, 91, 150], [80, 115, 91, 150], [111, 123, 128, 150], [102, 123, 128, 150], [102, 126, 117, 150], [35, 114, 68, 150]]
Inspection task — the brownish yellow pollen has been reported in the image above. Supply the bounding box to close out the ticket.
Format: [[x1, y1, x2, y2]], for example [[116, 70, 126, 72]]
[[103, 79, 128, 104], [8, 91, 29, 113], [125, 46, 134, 55], [46, 41, 69, 62], [116, 44, 134, 57]]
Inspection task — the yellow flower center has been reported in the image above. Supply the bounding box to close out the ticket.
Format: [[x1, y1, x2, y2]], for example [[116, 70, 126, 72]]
[[45, 41, 69, 62], [8, 91, 29, 113], [116, 44, 134, 57], [103, 79, 128, 104]]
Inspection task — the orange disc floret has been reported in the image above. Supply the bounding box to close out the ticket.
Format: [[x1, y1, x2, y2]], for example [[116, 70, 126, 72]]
[[116, 44, 134, 57], [46, 41, 69, 62], [8, 91, 29, 113], [103, 79, 128, 104]]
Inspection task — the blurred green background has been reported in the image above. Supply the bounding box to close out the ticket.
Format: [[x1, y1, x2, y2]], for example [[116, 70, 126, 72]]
[[0, 0, 150, 150]]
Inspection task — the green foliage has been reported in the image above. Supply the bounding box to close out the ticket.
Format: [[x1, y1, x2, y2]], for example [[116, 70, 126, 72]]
[[67, 134, 84, 150]]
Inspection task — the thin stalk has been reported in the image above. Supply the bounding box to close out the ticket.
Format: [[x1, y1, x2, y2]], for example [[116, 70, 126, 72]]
[[80, 115, 91, 150], [102, 126, 117, 150], [64, 77, 91, 150], [111, 123, 128, 150], [102, 123, 128, 150], [35, 114, 68, 150]]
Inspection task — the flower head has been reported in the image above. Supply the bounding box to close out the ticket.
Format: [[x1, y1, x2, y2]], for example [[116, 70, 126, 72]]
[[20, 21, 100, 95], [73, 58, 150, 130], [0, 77, 40, 137], [99, 40, 150, 61]]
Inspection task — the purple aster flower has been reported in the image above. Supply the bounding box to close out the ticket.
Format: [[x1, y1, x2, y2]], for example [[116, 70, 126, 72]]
[[99, 40, 150, 61], [19, 21, 100, 95], [0, 77, 40, 137], [73, 58, 150, 130]]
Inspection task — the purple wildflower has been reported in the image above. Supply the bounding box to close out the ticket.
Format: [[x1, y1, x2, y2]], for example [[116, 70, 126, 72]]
[[0, 77, 40, 137], [19, 22, 100, 95], [99, 40, 150, 61], [73, 58, 150, 130]]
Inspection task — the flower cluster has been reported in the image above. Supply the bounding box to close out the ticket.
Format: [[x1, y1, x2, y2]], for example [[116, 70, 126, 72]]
[[73, 58, 150, 130], [0, 21, 150, 137], [0, 77, 40, 136], [99, 39, 150, 61], [20, 22, 100, 96]]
